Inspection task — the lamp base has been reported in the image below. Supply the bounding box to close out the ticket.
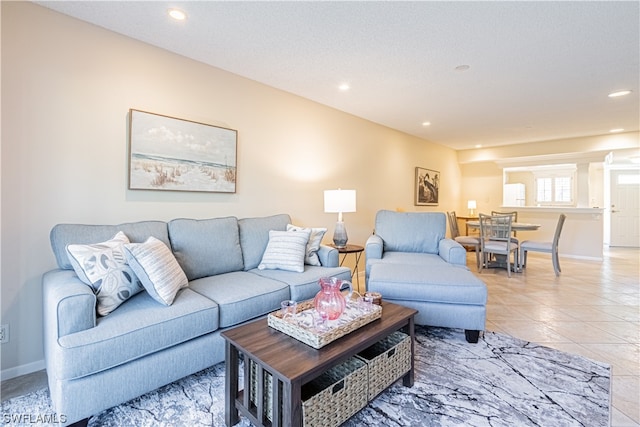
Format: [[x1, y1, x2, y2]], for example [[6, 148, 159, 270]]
[[332, 221, 348, 248]]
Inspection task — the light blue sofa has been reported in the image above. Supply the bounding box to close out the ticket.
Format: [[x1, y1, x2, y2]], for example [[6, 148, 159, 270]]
[[365, 210, 487, 343], [42, 214, 351, 426]]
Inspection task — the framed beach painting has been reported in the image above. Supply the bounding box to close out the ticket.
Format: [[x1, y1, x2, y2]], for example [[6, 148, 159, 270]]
[[129, 109, 237, 193], [415, 167, 439, 206]]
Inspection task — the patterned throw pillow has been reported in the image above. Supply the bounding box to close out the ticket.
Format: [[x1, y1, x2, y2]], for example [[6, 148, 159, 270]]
[[66, 231, 143, 316], [286, 224, 327, 266], [258, 229, 311, 273], [124, 237, 188, 306]]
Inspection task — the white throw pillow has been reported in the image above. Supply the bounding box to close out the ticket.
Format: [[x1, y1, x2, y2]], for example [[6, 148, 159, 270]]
[[124, 237, 188, 306], [286, 224, 327, 266], [258, 229, 311, 273], [66, 231, 143, 316]]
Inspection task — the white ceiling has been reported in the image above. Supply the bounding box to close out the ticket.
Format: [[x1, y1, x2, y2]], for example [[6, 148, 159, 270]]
[[37, 1, 640, 150]]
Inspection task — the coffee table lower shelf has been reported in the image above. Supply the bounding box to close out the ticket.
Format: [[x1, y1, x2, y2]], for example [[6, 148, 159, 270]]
[[222, 302, 417, 427]]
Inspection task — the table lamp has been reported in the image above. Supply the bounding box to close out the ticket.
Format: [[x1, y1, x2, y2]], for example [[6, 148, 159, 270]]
[[324, 189, 356, 248], [467, 200, 477, 217]]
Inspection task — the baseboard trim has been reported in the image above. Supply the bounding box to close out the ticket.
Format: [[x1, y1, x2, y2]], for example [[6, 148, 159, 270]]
[[526, 252, 604, 262], [1, 359, 45, 381]]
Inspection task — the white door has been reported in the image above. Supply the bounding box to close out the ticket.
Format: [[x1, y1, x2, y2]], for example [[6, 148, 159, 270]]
[[610, 170, 640, 247]]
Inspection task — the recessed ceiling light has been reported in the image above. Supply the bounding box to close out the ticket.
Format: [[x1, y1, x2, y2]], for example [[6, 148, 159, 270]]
[[338, 83, 350, 91], [609, 128, 625, 133], [168, 8, 187, 20], [475, 144, 482, 148], [422, 121, 431, 127], [608, 90, 631, 98]]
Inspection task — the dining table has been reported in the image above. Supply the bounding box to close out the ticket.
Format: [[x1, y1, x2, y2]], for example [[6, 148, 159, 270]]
[[465, 221, 541, 232], [465, 220, 541, 273]]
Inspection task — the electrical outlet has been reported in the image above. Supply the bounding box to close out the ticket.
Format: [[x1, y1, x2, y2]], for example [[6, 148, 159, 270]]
[[0, 324, 8, 344]]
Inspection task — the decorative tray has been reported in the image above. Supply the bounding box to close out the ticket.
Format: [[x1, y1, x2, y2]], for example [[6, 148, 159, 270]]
[[267, 299, 382, 349]]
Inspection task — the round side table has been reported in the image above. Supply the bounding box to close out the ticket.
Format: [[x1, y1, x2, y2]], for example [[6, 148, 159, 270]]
[[329, 244, 364, 292]]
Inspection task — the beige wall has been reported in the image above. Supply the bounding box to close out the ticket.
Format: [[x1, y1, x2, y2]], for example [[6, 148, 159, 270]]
[[458, 131, 638, 214], [457, 133, 640, 165], [457, 134, 639, 260], [514, 207, 605, 260], [458, 161, 504, 214], [0, 3, 460, 376], [458, 135, 639, 211]]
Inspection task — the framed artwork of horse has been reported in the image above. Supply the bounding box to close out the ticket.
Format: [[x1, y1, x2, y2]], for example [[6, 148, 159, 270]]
[[415, 166, 439, 206]]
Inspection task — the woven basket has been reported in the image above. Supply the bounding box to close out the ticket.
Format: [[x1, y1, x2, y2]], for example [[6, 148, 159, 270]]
[[249, 360, 273, 422], [302, 357, 368, 427], [357, 331, 411, 400], [268, 299, 382, 349]]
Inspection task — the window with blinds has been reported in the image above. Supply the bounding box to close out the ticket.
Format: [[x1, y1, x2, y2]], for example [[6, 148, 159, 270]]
[[536, 177, 552, 202], [504, 163, 577, 207], [535, 173, 574, 205]]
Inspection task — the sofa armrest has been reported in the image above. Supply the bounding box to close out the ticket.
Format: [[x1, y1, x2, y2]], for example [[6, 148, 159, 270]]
[[438, 238, 467, 266], [365, 234, 383, 260], [43, 270, 96, 339], [317, 245, 339, 267], [365, 234, 384, 280]]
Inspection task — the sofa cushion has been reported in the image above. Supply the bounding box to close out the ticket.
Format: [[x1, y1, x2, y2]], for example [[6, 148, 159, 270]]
[[367, 252, 446, 276], [188, 271, 289, 328], [66, 231, 144, 316], [377, 251, 452, 267], [51, 221, 170, 270], [124, 237, 188, 306], [55, 288, 219, 380], [286, 224, 327, 266], [368, 263, 487, 305], [251, 266, 352, 302], [238, 214, 291, 270], [168, 217, 243, 280], [258, 229, 311, 273], [375, 210, 445, 254]]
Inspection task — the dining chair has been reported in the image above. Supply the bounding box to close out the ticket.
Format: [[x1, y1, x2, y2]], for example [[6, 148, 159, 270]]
[[478, 213, 519, 277], [491, 210, 518, 238], [447, 211, 481, 269], [519, 213, 567, 277]]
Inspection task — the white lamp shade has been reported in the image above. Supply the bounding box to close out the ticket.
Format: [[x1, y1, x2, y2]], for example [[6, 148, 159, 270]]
[[467, 200, 477, 209], [324, 189, 356, 213]]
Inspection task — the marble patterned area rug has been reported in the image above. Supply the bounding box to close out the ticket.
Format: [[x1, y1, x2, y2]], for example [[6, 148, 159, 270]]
[[2, 327, 610, 427]]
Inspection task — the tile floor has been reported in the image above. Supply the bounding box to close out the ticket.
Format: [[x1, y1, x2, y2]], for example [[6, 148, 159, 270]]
[[474, 247, 639, 427], [2, 248, 639, 426]]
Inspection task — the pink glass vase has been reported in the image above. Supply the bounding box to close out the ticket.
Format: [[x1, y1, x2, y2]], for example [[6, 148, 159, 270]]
[[313, 277, 352, 321]]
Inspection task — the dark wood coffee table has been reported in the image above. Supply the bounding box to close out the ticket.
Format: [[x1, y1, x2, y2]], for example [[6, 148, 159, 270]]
[[222, 301, 417, 427]]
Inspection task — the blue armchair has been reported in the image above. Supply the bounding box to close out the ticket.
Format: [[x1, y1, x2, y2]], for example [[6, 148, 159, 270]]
[[365, 210, 487, 343]]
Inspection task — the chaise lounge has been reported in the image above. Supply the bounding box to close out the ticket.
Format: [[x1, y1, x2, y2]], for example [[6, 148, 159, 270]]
[[365, 210, 488, 343]]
